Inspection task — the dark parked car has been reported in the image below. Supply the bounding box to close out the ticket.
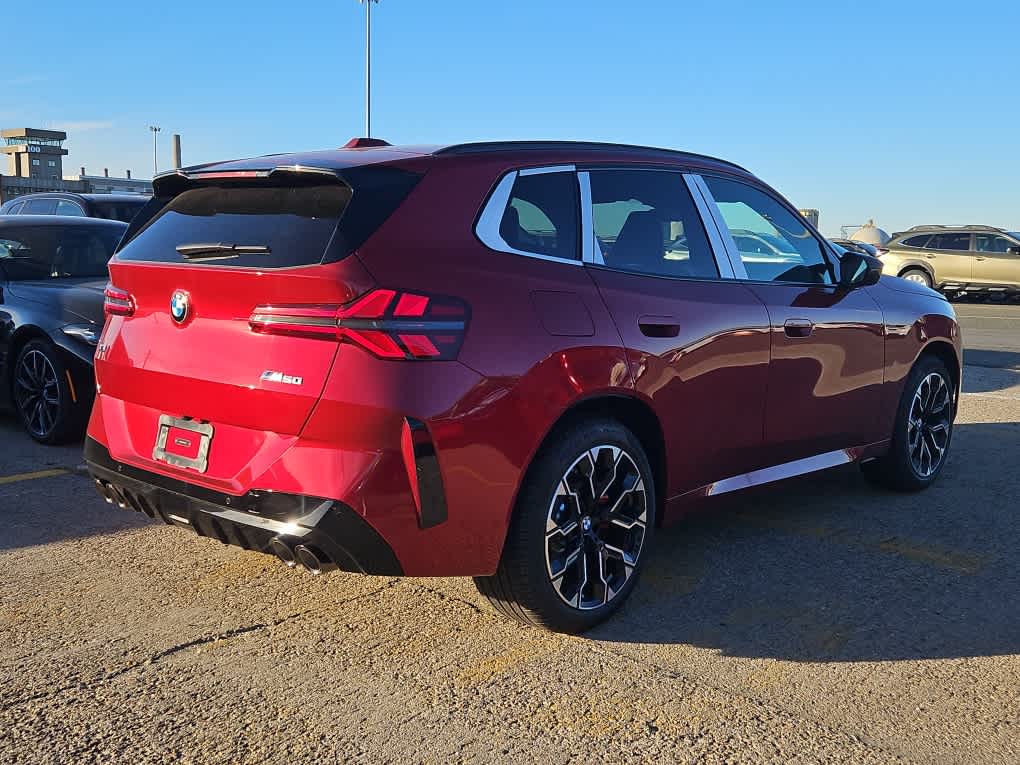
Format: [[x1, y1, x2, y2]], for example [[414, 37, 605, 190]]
[[85, 140, 961, 633], [0, 216, 126, 442], [0, 192, 149, 224]]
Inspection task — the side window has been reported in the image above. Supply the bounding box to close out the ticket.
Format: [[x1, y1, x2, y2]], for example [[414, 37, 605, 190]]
[[0, 229, 52, 279], [23, 199, 58, 215], [499, 172, 578, 259], [588, 170, 717, 279], [901, 234, 932, 248], [8, 202, 25, 215], [704, 177, 834, 284], [928, 233, 971, 251], [975, 234, 1013, 253], [55, 200, 85, 217]]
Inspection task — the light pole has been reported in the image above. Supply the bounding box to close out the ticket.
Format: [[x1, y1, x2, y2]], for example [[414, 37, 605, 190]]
[[149, 125, 161, 176], [359, 0, 379, 137]]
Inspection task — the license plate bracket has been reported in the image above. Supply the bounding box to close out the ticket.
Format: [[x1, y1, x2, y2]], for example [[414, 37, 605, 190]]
[[152, 415, 214, 473]]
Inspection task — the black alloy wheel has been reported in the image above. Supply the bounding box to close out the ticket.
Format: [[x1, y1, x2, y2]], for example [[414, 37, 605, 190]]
[[12, 339, 82, 444]]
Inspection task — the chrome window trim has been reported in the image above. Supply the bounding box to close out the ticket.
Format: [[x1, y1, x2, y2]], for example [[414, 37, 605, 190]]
[[519, 164, 575, 177], [683, 173, 737, 280], [686, 174, 747, 279], [474, 166, 582, 265], [578, 171, 605, 265]]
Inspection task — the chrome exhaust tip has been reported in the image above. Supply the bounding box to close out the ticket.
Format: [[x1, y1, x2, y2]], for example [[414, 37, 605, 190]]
[[268, 537, 297, 569], [94, 479, 115, 504], [294, 545, 336, 576]]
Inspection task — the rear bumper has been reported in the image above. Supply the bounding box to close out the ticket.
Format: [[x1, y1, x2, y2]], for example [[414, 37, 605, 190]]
[[84, 437, 403, 575]]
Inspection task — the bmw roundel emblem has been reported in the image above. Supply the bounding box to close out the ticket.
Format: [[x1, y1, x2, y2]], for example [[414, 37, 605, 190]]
[[170, 290, 190, 324]]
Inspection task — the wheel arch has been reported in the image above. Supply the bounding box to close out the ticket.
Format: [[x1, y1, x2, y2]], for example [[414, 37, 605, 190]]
[[918, 339, 961, 413], [521, 393, 667, 527], [4, 325, 52, 396], [897, 262, 935, 283]]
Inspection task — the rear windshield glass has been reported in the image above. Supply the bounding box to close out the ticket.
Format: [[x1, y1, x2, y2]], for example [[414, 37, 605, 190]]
[[92, 200, 147, 223], [0, 224, 125, 280], [117, 184, 353, 268]]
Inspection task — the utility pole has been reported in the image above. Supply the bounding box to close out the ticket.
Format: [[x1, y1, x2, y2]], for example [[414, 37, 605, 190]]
[[359, 0, 379, 137], [149, 125, 161, 176]]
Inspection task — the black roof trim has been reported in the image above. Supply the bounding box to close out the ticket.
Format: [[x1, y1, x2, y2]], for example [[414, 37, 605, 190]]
[[434, 141, 749, 172]]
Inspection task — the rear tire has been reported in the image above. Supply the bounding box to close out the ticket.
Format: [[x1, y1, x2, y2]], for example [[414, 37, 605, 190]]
[[862, 356, 954, 491], [12, 339, 85, 445], [474, 418, 655, 634], [899, 268, 933, 289]]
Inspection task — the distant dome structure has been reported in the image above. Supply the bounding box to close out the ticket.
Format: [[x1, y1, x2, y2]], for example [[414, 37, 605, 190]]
[[850, 219, 890, 246]]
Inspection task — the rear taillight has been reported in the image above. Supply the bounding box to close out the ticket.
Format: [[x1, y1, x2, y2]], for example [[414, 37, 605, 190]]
[[249, 289, 469, 360], [874, 247, 889, 258], [104, 284, 135, 316]]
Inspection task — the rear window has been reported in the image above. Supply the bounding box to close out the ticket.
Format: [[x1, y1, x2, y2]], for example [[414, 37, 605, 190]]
[[91, 200, 147, 223], [118, 184, 351, 268], [117, 167, 420, 268]]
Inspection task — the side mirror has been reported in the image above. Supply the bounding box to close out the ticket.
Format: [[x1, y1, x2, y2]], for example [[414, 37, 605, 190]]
[[1008, 246, 1020, 256], [838, 252, 883, 288]]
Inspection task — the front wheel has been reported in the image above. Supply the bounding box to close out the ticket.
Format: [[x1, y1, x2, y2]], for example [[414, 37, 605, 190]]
[[863, 356, 954, 491], [12, 339, 85, 444], [474, 419, 655, 633], [900, 268, 933, 289]]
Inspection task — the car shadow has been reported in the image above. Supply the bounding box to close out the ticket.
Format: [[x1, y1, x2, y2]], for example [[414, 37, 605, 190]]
[[964, 348, 1020, 372], [0, 413, 152, 552], [590, 421, 1020, 662]]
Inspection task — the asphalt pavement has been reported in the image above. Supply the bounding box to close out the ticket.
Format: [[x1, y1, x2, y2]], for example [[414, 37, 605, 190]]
[[1, 301, 1018, 764]]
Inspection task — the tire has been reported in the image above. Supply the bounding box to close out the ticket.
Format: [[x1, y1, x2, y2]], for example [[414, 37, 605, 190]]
[[862, 356, 954, 491], [899, 268, 933, 289], [11, 339, 85, 444], [474, 418, 655, 633]]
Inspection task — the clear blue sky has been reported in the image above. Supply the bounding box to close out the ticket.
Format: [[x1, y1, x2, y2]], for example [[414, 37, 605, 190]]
[[3, 0, 1017, 235]]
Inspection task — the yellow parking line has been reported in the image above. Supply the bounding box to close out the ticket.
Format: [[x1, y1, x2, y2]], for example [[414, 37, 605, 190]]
[[0, 468, 69, 486]]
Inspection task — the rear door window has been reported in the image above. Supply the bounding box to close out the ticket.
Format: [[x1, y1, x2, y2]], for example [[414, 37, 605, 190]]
[[588, 169, 717, 279], [901, 234, 932, 248], [929, 233, 971, 251], [7, 201, 25, 215], [499, 172, 579, 260], [23, 199, 58, 215]]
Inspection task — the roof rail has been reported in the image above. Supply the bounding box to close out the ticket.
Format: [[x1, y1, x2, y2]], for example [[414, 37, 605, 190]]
[[434, 141, 749, 172], [906, 224, 1004, 232]]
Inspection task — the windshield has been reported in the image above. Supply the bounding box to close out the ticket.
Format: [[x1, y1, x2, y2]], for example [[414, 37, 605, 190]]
[[0, 223, 125, 280]]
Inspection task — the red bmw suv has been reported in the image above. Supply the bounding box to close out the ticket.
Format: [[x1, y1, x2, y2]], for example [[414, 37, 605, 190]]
[[86, 140, 961, 633]]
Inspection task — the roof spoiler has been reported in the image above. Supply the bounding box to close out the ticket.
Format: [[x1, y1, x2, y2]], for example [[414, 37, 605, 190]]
[[152, 165, 343, 195]]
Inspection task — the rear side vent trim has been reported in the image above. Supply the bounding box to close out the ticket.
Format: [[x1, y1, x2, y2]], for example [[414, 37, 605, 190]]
[[400, 417, 449, 529]]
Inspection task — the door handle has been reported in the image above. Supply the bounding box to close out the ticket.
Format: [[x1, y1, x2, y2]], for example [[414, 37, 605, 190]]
[[924, 254, 937, 259], [639, 316, 681, 338], [784, 318, 814, 338], [975, 256, 986, 261]]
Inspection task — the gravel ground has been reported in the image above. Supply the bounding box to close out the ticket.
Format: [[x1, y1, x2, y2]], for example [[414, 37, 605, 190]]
[[1, 307, 1018, 764]]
